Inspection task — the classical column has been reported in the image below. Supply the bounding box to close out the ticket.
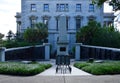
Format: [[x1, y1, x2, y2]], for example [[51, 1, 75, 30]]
[[75, 43, 82, 61], [0, 47, 6, 62], [17, 21, 21, 33], [44, 43, 50, 61]]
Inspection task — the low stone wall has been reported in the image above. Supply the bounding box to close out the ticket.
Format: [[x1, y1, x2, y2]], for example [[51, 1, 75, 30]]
[[75, 43, 120, 60], [0, 43, 50, 61]]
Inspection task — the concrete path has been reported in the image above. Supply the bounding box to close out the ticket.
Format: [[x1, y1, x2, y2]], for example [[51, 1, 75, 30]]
[[38, 59, 91, 76], [38, 65, 91, 76], [0, 75, 120, 83]]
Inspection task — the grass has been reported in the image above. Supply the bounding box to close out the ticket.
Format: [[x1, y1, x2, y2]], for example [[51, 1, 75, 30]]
[[74, 61, 120, 75], [0, 62, 52, 76]]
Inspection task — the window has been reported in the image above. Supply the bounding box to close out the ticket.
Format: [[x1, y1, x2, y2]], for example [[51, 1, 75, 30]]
[[43, 18, 49, 27], [76, 4, 81, 12], [89, 4, 94, 12], [66, 18, 69, 30], [76, 18, 81, 30], [66, 4, 69, 11], [31, 19, 36, 28], [89, 18, 94, 21], [56, 4, 69, 12], [42, 16, 50, 27], [88, 16, 96, 21], [57, 4, 60, 11], [30, 16, 37, 28], [43, 19, 48, 25], [60, 4, 65, 11], [44, 4, 49, 11], [31, 4, 36, 11], [56, 18, 58, 31]]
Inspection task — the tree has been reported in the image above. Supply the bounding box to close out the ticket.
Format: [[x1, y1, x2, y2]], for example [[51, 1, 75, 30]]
[[6, 30, 15, 41], [76, 21, 120, 48], [0, 33, 4, 41], [92, 0, 120, 11], [0, 33, 4, 47], [35, 23, 48, 42], [23, 23, 48, 43], [76, 21, 101, 44]]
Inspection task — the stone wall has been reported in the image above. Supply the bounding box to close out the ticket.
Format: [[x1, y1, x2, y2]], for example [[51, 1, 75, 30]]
[[75, 44, 120, 60], [0, 43, 50, 61]]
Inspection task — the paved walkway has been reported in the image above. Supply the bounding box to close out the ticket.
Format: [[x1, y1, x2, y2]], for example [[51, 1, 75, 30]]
[[38, 59, 91, 76], [0, 75, 120, 83], [38, 65, 91, 76]]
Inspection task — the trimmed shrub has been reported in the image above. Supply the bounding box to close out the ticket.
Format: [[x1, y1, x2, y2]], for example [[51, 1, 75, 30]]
[[0, 62, 52, 76], [74, 61, 120, 75], [74, 62, 90, 69]]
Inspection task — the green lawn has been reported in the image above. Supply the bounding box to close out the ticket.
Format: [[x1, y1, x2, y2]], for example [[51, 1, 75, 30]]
[[0, 62, 52, 76], [74, 61, 120, 75]]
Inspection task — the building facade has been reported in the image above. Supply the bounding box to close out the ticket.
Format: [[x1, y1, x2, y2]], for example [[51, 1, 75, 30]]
[[16, 0, 104, 52], [104, 13, 114, 26]]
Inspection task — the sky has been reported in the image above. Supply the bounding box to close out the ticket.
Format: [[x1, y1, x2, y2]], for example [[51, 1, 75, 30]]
[[0, 0, 21, 35], [0, 0, 116, 36]]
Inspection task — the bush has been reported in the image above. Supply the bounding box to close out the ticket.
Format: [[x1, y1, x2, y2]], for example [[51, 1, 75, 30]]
[[0, 62, 52, 76], [3, 41, 42, 48], [40, 64, 52, 69], [74, 62, 90, 69], [74, 61, 120, 75]]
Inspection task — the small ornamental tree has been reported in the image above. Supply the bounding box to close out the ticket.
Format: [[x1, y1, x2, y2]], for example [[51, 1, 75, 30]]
[[23, 23, 48, 43]]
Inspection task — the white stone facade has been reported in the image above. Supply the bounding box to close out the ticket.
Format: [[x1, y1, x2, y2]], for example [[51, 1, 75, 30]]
[[16, 0, 104, 52], [104, 13, 114, 26]]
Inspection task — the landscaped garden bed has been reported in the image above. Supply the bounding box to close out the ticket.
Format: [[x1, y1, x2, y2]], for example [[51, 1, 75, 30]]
[[0, 62, 52, 76], [74, 61, 120, 75]]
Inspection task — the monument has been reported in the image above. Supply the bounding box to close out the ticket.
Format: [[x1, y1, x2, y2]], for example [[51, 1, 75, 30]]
[[56, 15, 71, 73], [57, 14, 69, 55]]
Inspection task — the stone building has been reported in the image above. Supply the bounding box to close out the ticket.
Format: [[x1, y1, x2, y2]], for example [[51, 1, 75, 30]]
[[104, 13, 114, 26], [16, 0, 105, 52]]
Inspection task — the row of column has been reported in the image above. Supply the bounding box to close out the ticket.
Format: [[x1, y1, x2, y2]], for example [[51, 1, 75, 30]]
[[49, 16, 88, 30]]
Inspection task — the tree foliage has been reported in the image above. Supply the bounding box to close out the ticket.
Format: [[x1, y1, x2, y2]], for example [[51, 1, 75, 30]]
[[92, 0, 120, 11], [76, 21, 101, 44], [23, 23, 48, 43], [0, 33, 4, 47], [0, 33, 4, 40], [76, 21, 120, 48], [6, 30, 15, 41]]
